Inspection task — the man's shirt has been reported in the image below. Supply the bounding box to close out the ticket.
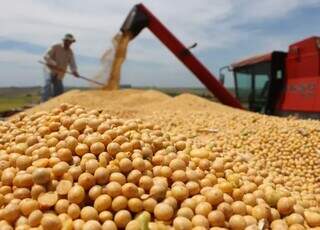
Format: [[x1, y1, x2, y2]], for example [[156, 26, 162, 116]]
[[44, 43, 77, 79]]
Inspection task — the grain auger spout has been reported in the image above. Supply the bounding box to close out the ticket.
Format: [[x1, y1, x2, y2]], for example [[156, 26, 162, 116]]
[[120, 3, 243, 109]]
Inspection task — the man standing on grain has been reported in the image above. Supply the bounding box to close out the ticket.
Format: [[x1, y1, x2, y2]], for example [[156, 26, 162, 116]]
[[42, 33, 80, 101]]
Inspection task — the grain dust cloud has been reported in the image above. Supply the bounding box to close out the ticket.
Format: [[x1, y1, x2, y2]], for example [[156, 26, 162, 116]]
[[93, 32, 131, 90]]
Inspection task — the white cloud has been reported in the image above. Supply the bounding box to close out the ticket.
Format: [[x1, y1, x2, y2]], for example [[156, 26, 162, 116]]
[[0, 50, 38, 65], [0, 0, 207, 58], [236, 0, 319, 22], [2, 0, 317, 57]]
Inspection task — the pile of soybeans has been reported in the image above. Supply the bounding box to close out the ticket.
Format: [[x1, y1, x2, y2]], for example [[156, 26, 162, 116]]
[[1, 90, 320, 229]]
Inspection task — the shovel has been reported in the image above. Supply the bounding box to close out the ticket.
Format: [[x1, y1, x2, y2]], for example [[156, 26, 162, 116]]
[[38, 60, 105, 86]]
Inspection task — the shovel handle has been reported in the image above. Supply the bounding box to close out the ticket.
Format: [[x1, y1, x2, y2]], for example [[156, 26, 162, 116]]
[[38, 60, 105, 86]]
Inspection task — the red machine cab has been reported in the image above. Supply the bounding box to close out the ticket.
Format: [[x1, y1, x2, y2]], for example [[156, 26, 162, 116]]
[[226, 37, 320, 117]]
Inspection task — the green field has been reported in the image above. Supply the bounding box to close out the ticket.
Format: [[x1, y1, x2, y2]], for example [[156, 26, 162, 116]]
[[0, 97, 38, 112], [0, 87, 41, 113]]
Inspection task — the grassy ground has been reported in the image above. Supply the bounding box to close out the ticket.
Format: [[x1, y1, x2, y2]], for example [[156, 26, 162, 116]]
[[0, 87, 74, 113], [0, 96, 39, 112], [0, 87, 41, 115]]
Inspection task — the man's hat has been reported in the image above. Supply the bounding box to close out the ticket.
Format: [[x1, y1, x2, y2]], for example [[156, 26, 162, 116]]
[[63, 33, 76, 42]]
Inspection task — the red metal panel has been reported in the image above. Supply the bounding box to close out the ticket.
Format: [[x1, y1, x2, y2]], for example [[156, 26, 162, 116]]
[[286, 37, 320, 79], [313, 78, 320, 111], [279, 37, 320, 113], [137, 4, 243, 109], [279, 77, 320, 112]]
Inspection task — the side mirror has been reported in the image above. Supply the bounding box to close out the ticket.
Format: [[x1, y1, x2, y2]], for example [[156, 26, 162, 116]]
[[187, 43, 197, 50], [219, 66, 230, 85], [219, 73, 225, 85]]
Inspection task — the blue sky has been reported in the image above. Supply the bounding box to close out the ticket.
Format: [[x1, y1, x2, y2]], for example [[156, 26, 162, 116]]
[[0, 0, 319, 88]]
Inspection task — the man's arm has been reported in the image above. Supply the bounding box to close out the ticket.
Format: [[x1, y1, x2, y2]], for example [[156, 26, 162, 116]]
[[44, 46, 57, 66], [69, 52, 79, 77]]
